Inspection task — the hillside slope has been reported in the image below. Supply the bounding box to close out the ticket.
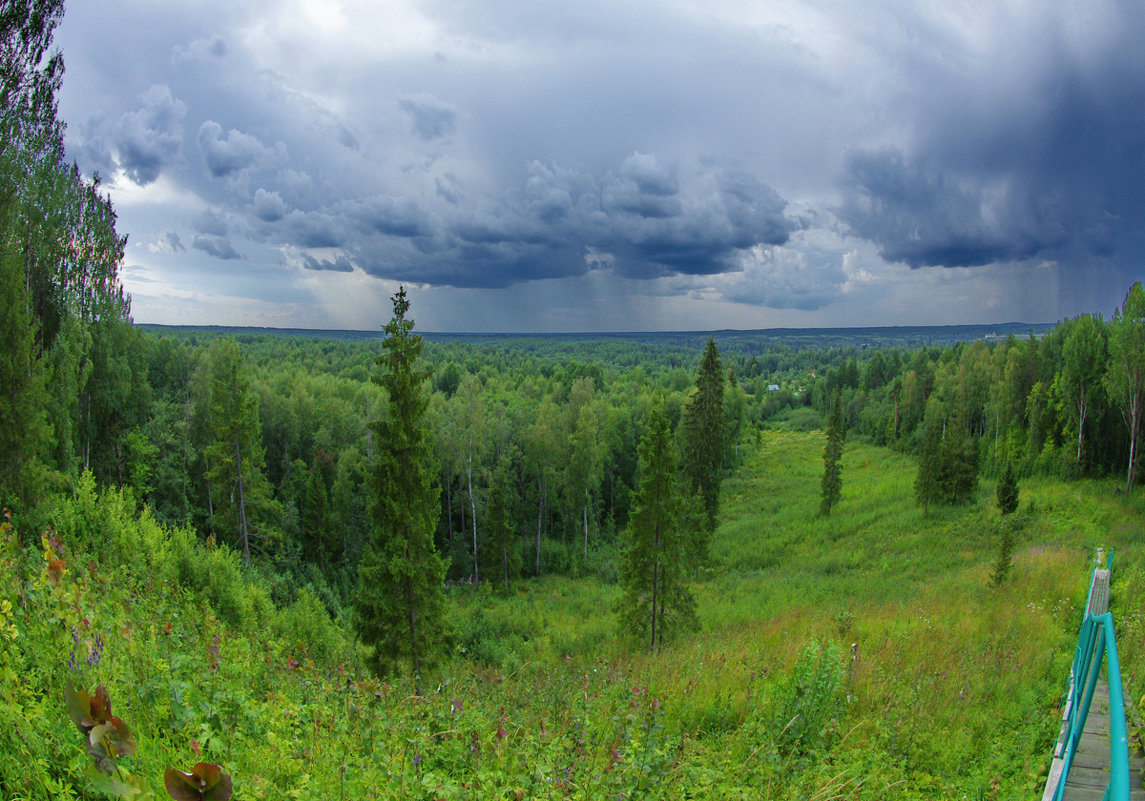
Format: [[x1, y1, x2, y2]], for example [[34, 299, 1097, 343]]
[[4, 432, 1144, 799]]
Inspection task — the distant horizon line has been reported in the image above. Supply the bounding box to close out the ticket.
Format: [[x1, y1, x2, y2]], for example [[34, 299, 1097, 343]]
[[134, 320, 1056, 337]]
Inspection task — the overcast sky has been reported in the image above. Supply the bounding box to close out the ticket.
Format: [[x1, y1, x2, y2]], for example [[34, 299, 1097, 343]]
[[54, 0, 1145, 332]]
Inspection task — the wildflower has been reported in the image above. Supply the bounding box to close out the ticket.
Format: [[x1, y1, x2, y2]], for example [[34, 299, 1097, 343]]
[[87, 633, 104, 667]]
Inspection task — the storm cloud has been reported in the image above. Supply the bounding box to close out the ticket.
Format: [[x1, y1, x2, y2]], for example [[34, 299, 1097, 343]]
[[192, 234, 241, 260], [52, 0, 1145, 330], [835, 0, 1145, 304], [113, 85, 185, 186], [197, 121, 276, 178]]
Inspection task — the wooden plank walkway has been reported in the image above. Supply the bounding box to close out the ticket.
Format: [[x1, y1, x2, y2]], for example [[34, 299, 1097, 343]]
[[1089, 568, 1111, 617], [1043, 567, 1145, 801], [1057, 679, 1145, 801]]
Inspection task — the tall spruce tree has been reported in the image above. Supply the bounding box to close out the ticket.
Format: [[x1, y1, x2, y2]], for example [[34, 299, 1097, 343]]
[[996, 462, 1018, 515], [681, 337, 725, 532], [481, 456, 521, 593], [354, 288, 446, 681], [619, 400, 698, 652], [302, 464, 331, 564], [820, 387, 844, 516]]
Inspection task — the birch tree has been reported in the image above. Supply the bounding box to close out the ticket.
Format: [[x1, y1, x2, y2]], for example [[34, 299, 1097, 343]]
[[203, 340, 277, 564], [1106, 282, 1145, 493]]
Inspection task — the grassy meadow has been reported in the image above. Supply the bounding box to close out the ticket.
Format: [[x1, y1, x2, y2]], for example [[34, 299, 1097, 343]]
[[5, 430, 1145, 800]]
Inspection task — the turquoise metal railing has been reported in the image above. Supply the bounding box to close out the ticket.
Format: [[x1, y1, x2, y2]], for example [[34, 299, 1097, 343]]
[[1050, 555, 1130, 801]]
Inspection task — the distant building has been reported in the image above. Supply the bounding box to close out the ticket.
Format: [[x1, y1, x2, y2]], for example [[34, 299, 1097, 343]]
[[985, 332, 1035, 342], [767, 384, 780, 392]]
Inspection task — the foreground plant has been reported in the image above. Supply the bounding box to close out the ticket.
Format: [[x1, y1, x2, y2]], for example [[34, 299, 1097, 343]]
[[63, 681, 149, 797], [64, 681, 137, 774], [164, 763, 232, 801]]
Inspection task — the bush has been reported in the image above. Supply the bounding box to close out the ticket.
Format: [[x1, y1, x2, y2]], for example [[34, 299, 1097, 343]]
[[773, 407, 823, 432], [538, 539, 574, 575], [272, 587, 344, 663], [587, 540, 619, 584], [765, 640, 847, 762]]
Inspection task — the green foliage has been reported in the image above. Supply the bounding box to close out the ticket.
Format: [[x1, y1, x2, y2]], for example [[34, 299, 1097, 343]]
[[915, 396, 979, 512], [1062, 314, 1107, 471], [989, 520, 1017, 588], [354, 287, 447, 680], [766, 640, 847, 763], [201, 340, 280, 564], [63, 681, 137, 774], [619, 400, 699, 650], [8, 426, 1145, 800], [820, 387, 844, 516], [1106, 282, 1145, 493], [996, 462, 1019, 515], [481, 457, 521, 592], [0, 213, 49, 512], [271, 587, 345, 664], [300, 463, 332, 564], [0, 0, 131, 514], [682, 337, 726, 532]]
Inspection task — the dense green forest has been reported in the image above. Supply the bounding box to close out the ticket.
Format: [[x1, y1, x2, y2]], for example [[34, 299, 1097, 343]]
[[7, 2, 1145, 799], [7, 291, 1142, 611]]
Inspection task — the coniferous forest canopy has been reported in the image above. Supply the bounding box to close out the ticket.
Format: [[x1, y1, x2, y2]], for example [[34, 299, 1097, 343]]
[[7, 2, 1145, 799]]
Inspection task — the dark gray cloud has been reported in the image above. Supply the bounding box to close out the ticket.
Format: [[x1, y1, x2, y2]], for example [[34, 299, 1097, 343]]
[[398, 93, 458, 140], [335, 124, 359, 150], [52, 0, 1145, 329], [197, 121, 274, 178], [319, 155, 796, 289], [836, 2, 1145, 303], [839, 149, 1030, 268], [719, 244, 848, 311], [283, 210, 345, 249], [347, 195, 434, 239], [252, 188, 287, 222], [113, 84, 185, 185], [191, 208, 229, 237], [435, 174, 462, 205], [192, 234, 241, 260]]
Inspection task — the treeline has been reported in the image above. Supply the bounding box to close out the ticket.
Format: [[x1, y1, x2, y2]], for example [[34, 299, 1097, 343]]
[[9, 277, 1145, 613], [65, 328, 750, 609], [804, 286, 1145, 503], [1, 1, 133, 518]]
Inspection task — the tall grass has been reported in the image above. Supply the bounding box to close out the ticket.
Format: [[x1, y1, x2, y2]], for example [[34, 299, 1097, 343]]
[[8, 431, 1145, 798]]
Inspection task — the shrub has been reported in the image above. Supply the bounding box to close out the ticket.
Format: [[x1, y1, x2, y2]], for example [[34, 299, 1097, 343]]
[[272, 588, 344, 663], [767, 640, 847, 762]]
